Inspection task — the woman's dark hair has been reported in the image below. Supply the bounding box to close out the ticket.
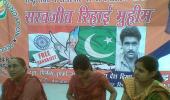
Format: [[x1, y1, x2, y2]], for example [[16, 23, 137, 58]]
[[73, 54, 92, 71], [135, 55, 164, 82], [8, 57, 27, 69]]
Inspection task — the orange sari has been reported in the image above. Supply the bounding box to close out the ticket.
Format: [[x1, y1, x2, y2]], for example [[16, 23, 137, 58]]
[[68, 72, 109, 100], [2, 74, 47, 100]]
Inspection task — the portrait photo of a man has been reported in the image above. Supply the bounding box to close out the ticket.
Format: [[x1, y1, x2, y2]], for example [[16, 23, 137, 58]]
[[115, 26, 146, 72]]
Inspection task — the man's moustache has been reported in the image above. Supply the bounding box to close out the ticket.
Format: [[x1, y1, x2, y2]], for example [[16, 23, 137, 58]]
[[127, 51, 135, 54]]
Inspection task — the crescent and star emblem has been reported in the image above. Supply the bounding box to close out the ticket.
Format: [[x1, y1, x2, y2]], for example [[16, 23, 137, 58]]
[[84, 34, 114, 58]]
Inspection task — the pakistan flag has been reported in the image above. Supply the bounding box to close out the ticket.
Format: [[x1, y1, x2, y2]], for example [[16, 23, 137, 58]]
[[75, 26, 116, 64]]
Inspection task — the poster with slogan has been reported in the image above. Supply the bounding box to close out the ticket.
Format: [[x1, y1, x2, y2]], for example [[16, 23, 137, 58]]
[[0, 0, 170, 87]]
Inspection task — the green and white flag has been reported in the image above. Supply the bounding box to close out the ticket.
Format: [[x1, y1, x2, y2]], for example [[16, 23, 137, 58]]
[[75, 26, 116, 64]]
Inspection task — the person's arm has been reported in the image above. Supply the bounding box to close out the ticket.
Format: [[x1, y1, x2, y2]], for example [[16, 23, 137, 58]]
[[105, 83, 117, 100], [19, 77, 47, 100], [121, 79, 131, 100], [121, 90, 130, 100], [0, 94, 1, 100], [1, 83, 5, 100], [158, 92, 169, 100], [101, 76, 117, 100], [66, 90, 76, 100], [66, 76, 76, 100], [146, 92, 169, 100]]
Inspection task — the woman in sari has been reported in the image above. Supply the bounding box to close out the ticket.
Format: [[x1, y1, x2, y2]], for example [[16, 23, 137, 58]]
[[121, 55, 170, 100], [66, 54, 117, 100], [1, 57, 47, 100]]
